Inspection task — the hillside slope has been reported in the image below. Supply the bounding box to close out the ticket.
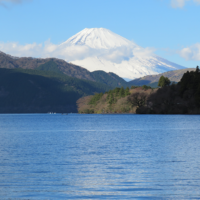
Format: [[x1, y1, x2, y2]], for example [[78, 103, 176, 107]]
[[90, 70, 129, 88], [0, 51, 95, 80], [129, 68, 196, 86], [0, 51, 129, 88], [77, 86, 156, 114], [0, 68, 112, 113]]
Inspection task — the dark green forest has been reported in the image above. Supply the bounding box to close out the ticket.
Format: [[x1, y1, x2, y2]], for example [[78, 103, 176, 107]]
[[0, 68, 112, 113]]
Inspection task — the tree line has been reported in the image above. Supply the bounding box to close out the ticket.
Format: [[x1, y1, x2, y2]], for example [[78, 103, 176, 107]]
[[128, 66, 200, 114]]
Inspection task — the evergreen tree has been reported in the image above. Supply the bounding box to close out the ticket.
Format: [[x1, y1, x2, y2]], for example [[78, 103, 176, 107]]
[[131, 86, 137, 89], [106, 90, 112, 101], [125, 87, 130, 96], [142, 85, 151, 90], [108, 93, 114, 105], [114, 87, 120, 96], [196, 66, 200, 73], [89, 93, 103, 105], [158, 76, 171, 87], [119, 87, 125, 97]]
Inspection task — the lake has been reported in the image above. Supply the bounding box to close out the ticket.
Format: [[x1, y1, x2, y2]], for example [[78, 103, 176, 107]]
[[0, 114, 200, 199]]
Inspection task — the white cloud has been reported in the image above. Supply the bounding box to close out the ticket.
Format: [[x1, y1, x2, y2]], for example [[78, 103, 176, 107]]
[[171, 0, 200, 8], [0, 40, 156, 64], [171, 0, 188, 8], [0, 42, 43, 57], [179, 43, 200, 60]]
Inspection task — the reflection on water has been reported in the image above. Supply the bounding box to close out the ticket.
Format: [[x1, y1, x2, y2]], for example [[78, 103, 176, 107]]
[[0, 114, 200, 199]]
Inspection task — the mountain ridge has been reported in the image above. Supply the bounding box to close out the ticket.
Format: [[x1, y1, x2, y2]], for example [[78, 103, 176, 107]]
[[0, 51, 129, 88], [129, 68, 196, 86]]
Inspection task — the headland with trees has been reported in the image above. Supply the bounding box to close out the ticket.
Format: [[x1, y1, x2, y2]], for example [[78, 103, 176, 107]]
[[77, 66, 200, 114]]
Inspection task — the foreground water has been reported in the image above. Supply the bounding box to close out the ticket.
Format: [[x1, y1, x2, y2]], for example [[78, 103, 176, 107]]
[[0, 114, 200, 199]]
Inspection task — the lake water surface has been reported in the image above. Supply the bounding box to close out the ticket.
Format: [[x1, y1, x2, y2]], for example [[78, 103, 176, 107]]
[[0, 114, 200, 199]]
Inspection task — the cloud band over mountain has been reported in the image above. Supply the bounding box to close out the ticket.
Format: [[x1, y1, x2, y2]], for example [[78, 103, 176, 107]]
[[0, 28, 185, 79], [0, 40, 155, 63]]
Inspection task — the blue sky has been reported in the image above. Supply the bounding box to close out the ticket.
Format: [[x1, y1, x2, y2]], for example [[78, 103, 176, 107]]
[[0, 0, 200, 68]]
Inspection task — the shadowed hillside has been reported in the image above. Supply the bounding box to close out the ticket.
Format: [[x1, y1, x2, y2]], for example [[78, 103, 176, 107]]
[[0, 68, 112, 113]]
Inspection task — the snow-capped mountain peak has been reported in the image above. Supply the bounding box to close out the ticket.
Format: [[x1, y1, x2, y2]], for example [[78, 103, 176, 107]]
[[61, 28, 136, 49], [58, 28, 185, 80]]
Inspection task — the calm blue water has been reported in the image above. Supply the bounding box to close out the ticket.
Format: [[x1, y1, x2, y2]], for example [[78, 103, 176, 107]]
[[0, 114, 200, 199]]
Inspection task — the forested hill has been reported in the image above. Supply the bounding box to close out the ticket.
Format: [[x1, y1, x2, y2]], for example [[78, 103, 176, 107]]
[[0, 68, 112, 113], [77, 66, 200, 114], [77, 85, 155, 114], [0, 51, 129, 88]]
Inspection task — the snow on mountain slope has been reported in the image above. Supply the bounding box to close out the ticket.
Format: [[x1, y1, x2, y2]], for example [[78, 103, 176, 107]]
[[61, 28, 136, 49], [59, 28, 185, 80], [72, 55, 183, 80]]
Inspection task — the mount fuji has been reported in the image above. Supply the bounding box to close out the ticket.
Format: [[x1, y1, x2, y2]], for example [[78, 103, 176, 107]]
[[55, 28, 185, 80]]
